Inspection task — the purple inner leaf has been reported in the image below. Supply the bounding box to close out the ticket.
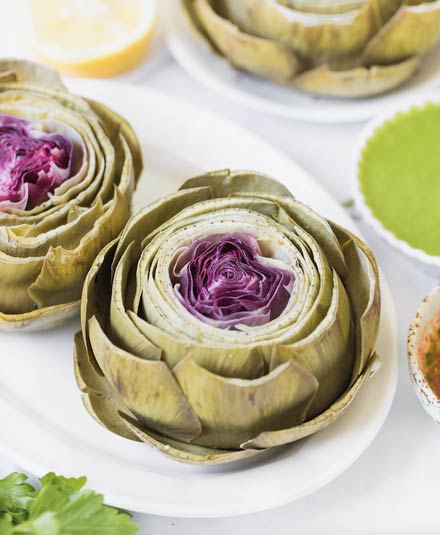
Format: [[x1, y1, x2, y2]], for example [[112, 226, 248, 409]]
[[0, 113, 76, 210], [171, 233, 294, 330]]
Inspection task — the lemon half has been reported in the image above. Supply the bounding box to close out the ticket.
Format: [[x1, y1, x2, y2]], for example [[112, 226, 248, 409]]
[[30, 0, 157, 77]]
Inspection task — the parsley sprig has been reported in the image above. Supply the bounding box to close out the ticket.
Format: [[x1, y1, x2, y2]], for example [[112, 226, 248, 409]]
[[0, 472, 138, 534]]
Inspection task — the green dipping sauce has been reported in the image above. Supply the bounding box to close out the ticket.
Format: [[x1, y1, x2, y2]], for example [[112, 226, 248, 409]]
[[359, 103, 440, 256]]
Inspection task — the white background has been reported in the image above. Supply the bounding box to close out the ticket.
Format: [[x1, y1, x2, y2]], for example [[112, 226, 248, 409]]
[[1, 9, 440, 534]]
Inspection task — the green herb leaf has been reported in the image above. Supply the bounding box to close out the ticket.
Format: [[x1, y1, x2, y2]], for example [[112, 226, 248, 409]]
[[28, 473, 86, 519], [0, 473, 138, 535], [0, 516, 15, 535], [0, 473, 35, 523]]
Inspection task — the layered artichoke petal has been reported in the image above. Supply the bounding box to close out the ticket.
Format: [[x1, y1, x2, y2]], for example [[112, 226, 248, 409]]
[[179, 168, 292, 197], [0, 301, 79, 332], [75, 170, 381, 463], [234, 192, 348, 278], [193, 0, 302, 84], [110, 243, 162, 360], [129, 313, 267, 379], [271, 271, 354, 418], [362, 0, 440, 65], [216, 0, 382, 68], [28, 187, 130, 308], [0, 58, 66, 89], [182, 0, 440, 97], [88, 316, 203, 442], [333, 224, 381, 382], [74, 331, 141, 441], [281, 0, 366, 14], [0, 60, 141, 330], [292, 57, 419, 97], [0, 252, 45, 313], [174, 357, 318, 449], [122, 415, 259, 464], [242, 352, 380, 449]]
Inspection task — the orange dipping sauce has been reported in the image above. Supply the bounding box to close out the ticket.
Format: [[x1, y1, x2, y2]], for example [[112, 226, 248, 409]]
[[419, 312, 440, 399]]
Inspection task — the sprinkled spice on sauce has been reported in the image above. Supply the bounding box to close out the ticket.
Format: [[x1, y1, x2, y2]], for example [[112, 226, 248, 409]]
[[419, 313, 440, 399]]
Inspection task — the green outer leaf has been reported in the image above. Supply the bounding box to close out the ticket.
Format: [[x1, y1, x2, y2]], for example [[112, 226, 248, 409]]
[[85, 99, 143, 182], [129, 311, 267, 378], [179, 168, 292, 197], [334, 224, 381, 383], [74, 331, 140, 441], [0, 70, 17, 83], [88, 316, 203, 442], [362, 0, 440, 65], [271, 270, 354, 419], [0, 199, 105, 257], [0, 300, 79, 333], [181, 0, 215, 43], [215, 0, 391, 68], [174, 357, 318, 448], [80, 239, 118, 368], [0, 59, 66, 90], [194, 0, 302, 84], [122, 414, 260, 464], [28, 187, 129, 308], [109, 243, 161, 360], [0, 252, 43, 313], [243, 352, 380, 449], [77, 320, 235, 457], [281, 0, 366, 14], [291, 57, 419, 97]]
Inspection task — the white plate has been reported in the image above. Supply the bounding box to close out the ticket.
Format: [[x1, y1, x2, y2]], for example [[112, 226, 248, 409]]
[[0, 80, 398, 518], [165, 0, 440, 124]]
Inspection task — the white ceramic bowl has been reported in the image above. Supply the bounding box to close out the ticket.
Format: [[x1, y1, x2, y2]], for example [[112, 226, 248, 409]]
[[353, 92, 440, 276], [408, 285, 440, 423]]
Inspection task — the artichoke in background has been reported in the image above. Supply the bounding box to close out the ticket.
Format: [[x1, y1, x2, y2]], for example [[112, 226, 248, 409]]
[[75, 170, 381, 464], [0, 59, 142, 331], [182, 0, 440, 97]]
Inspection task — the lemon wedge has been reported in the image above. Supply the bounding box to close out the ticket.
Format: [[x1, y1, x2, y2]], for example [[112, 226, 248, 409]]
[[29, 0, 157, 77]]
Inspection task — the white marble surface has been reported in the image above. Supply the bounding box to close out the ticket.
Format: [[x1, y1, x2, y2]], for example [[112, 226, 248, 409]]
[[1, 41, 440, 535]]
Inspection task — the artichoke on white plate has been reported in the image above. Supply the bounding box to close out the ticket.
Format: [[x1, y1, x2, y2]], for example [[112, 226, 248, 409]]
[[75, 170, 381, 464], [182, 0, 440, 97], [0, 59, 142, 331]]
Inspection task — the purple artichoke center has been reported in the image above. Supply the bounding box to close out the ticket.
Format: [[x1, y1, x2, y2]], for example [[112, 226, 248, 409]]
[[0, 113, 75, 210], [172, 233, 294, 330]]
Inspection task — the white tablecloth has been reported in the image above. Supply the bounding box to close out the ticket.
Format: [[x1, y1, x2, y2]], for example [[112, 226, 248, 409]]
[[1, 50, 440, 534]]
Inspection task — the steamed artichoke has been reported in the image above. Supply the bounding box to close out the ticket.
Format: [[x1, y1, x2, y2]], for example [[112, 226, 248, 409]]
[[75, 170, 381, 464], [0, 60, 142, 331], [182, 0, 440, 97]]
